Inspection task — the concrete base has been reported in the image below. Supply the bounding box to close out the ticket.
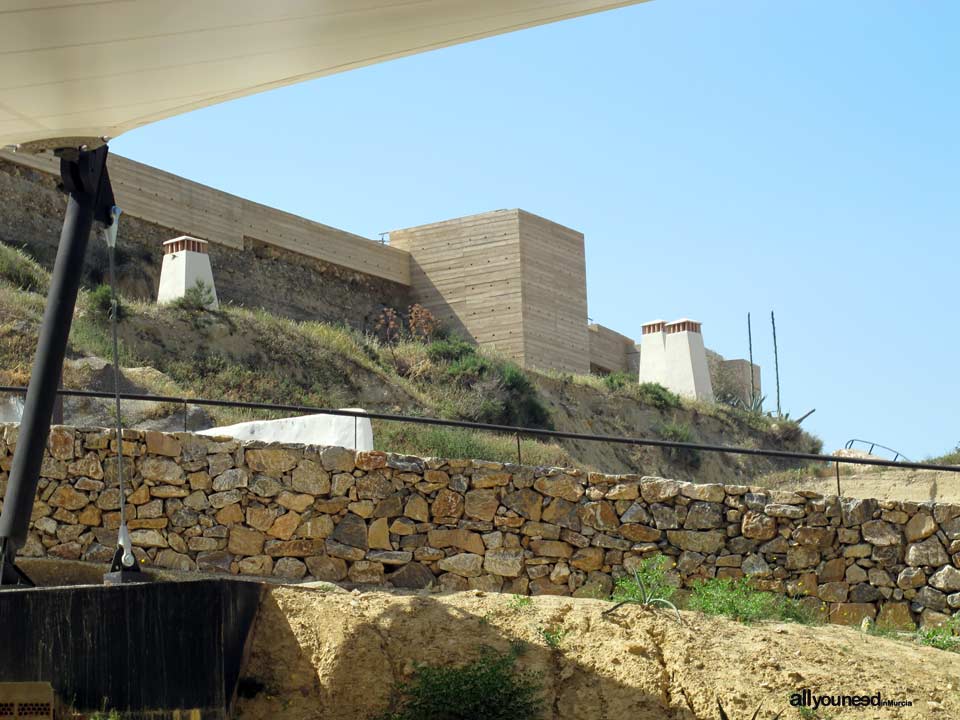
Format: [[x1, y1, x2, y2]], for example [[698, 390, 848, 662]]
[[0, 579, 263, 719]]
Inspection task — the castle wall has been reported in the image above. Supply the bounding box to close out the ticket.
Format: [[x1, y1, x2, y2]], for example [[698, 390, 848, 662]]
[[518, 211, 590, 374], [0, 155, 410, 329], [1, 423, 953, 630], [587, 323, 636, 374], [390, 210, 525, 362], [391, 210, 589, 374]]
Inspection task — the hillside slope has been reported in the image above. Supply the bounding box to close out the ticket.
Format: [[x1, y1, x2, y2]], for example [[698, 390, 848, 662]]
[[238, 585, 959, 720], [0, 242, 820, 482]]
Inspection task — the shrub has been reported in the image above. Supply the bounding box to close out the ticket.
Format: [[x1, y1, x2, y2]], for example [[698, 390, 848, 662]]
[[426, 335, 476, 363], [376, 647, 543, 720], [656, 420, 701, 468], [689, 578, 783, 624], [635, 382, 681, 410], [602, 370, 634, 392], [173, 280, 216, 313], [88, 283, 124, 323], [408, 303, 440, 341], [0, 243, 48, 293]]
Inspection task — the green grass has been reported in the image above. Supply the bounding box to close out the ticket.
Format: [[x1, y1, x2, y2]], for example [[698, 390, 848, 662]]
[[929, 445, 960, 467], [376, 647, 543, 720], [917, 616, 960, 651], [373, 422, 571, 467], [688, 578, 822, 625], [0, 243, 48, 294]]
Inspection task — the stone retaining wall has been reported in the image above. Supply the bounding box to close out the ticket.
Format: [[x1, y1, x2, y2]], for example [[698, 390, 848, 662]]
[[1, 424, 957, 629]]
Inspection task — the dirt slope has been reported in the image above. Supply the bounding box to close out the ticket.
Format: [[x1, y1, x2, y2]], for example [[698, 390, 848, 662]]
[[236, 586, 960, 720]]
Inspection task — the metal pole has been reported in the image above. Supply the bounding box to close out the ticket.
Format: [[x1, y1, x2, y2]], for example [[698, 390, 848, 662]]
[[771, 310, 781, 417], [747, 312, 755, 403], [0, 145, 113, 585]]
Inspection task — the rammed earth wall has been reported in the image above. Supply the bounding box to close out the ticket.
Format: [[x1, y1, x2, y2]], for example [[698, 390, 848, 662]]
[[0, 423, 956, 629]]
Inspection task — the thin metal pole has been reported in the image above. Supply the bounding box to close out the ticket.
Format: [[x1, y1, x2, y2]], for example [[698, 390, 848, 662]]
[[183, 400, 188, 431], [771, 310, 781, 417], [1, 384, 957, 474], [105, 221, 128, 540], [835, 461, 842, 496], [516, 434, 522, 465], [747, 312, 755, 402], [0, 146, 111, 576]]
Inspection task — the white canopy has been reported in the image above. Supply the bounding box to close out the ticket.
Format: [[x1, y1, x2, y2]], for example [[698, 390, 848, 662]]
[[0, 0, 647, 149]]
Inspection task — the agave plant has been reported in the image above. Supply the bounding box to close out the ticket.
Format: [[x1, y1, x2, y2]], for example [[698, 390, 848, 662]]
[[717, 700, 783, 720], [601, 566, 682, 624]]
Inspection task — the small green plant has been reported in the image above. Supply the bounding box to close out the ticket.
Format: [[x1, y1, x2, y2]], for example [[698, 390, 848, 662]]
[[537, 625, 567, 649], [917, 616, 960, 652], [89, 712, 121, 720], [717, 699, 782, 720], [604, 555, 681, 622], [509, 595, 533, 611], [689, 578, 784, 624], [376, 646, 543, 720]]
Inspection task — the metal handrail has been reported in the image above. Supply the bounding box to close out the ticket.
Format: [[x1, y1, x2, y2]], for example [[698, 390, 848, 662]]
[[0, 384, 957, 474], [844, 439, 912, 464]]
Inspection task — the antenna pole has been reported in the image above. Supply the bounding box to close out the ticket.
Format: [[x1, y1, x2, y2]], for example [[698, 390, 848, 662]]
[[771, 310, 781, 417], [747, 313, 755, 403]]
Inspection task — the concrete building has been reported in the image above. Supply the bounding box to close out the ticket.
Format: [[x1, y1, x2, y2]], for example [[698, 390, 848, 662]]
[[390, 210, 590, 374], [156, 236, 219, 309]]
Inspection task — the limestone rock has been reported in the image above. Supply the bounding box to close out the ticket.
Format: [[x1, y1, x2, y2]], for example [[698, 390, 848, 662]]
[[741, 511, 776, 540], [387, 562, 435, 589], [930, 565, 960, 592], [331, 513, 368, 550], [305, 555, 346, 581], [534, 475, 583, 502], [437, 553, 483, 577], [246, 447, 299, 475], [904, 513, 937, 543], [502, 489, 543, 521], [861, 520, 901, 546], [483, 547, 525, 577], [906, 537, 949, 567]]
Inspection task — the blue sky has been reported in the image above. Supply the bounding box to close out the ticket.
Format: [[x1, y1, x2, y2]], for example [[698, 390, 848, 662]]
[[111, 0, 958, 460]]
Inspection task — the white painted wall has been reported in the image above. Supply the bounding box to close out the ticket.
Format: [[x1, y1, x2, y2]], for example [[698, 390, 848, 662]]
[[638, 322, 715, 402], [198, 410, 374, 451], [0, 395, 23, 423], [157, 246, 219, 309]]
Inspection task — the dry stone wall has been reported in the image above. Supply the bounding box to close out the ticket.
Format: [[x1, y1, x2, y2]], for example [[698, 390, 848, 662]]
[[1, 423, 958, 629]]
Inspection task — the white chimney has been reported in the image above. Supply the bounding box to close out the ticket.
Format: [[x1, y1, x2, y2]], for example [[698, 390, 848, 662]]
[[157, 236, 219, 309]]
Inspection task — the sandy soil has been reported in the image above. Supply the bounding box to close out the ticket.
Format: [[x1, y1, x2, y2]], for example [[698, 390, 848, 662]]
[[763, 468, 960, 504], [235, 585, 960, 720]]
